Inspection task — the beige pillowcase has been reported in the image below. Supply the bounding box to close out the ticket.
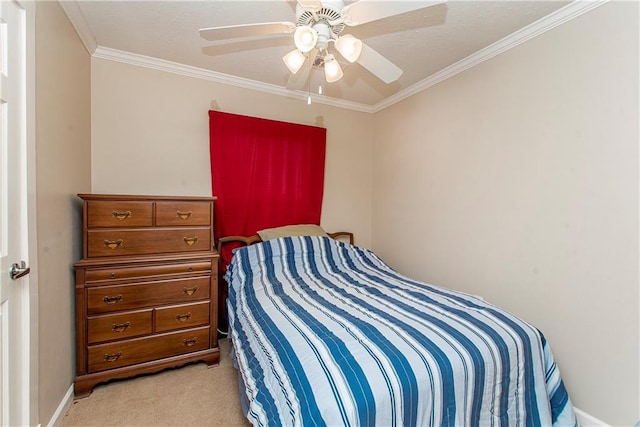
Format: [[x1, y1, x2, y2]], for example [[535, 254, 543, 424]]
[[257, 224, 328, 241]]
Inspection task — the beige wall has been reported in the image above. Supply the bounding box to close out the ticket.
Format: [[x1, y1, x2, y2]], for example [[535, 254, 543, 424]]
[[372, 2, 639, 425], [35, 1, 92, 424], [90, 59, 374, 246]]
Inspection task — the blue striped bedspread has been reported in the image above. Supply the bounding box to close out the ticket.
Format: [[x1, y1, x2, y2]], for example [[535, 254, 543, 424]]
[[226, 235, 577, 427]]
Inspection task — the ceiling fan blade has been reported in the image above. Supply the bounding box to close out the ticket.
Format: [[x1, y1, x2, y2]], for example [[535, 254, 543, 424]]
[[297, 0, 322, 12], [286, 49, 318, 90], [342, 0, 446, 26], [199, 22, 296, 41], [356, 43, 402, 84]]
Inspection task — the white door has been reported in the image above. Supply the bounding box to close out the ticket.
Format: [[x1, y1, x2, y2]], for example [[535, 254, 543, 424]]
[[0, 1, 30, 426]]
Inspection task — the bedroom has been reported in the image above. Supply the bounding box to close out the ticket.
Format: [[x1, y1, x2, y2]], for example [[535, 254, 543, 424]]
[[14, 0, 638, 426]]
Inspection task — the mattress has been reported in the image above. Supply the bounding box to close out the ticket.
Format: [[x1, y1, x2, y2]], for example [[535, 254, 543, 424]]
[[226, 235, 577, 427]]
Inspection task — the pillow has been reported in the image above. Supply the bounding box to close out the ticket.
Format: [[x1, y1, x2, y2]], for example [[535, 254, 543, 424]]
[[257, 224, 328, 241]]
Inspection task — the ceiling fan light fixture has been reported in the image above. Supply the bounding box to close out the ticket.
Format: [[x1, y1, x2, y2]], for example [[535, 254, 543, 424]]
[[282, 49, 307, 74], [323, 54, 343, 83], [335, 34, 362, 63], [294, 25, 318, 53]]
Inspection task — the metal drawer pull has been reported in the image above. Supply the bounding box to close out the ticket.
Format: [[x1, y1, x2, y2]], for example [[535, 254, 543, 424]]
[[104, 352, 122, 362], [111, 321, 130, 332], [183, 337, 198, 347], [103, 239, 124, 250], [176, 313, 192, 322], [176, 211, 192, 220], [112, 211, 131, 221], [182, 286, 198, 296], [103, 294, 123, 304], [183, 236, 198, 246]]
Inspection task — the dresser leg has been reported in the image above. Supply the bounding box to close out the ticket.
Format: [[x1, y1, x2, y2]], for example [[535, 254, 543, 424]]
[[73, 377, 94, 400]]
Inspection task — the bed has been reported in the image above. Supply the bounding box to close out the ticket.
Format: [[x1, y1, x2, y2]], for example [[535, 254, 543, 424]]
[[222, 231, 577, 427]]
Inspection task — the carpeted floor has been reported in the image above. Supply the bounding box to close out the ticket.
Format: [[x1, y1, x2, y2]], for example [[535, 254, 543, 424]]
[[61, 338, 251, 426]]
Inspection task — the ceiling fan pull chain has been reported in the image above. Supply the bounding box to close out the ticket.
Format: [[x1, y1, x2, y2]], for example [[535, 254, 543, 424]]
[[307, 65, 312, 105]]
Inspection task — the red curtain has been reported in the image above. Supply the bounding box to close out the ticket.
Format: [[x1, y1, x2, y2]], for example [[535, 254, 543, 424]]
[[209, 110, 326, 264]]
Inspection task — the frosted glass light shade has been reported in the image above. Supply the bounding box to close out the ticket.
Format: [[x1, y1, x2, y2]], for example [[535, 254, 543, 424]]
[[323, 54, 343, 83], [282, 49, 306, 74], [335, 35, 362, 63], [294, 26, 318, 53]]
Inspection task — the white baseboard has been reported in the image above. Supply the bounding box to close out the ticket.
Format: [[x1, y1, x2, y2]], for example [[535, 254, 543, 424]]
[[46, 385, 74, 427], [574, 407, 610, 427]]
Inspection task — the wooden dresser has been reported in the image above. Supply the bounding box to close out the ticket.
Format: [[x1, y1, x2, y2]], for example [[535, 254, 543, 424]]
[[74, 194, 220, 398]]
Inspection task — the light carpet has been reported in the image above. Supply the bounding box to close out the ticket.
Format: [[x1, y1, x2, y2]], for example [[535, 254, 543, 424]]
[[62, 338, 250, 426]]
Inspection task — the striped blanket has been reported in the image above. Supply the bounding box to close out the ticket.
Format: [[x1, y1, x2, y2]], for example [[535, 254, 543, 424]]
[[226, 235, 577, 427]]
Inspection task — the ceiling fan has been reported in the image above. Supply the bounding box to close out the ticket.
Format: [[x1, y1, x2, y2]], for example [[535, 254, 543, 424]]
[[199, 0, 446, 88]]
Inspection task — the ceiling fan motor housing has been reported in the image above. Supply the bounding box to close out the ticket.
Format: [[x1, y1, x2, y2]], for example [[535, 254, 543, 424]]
[[296, 0, 346, 36]]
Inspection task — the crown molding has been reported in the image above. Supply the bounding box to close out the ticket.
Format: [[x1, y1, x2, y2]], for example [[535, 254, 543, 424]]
[[58, 0, 97, 54], [92, 46, 374, 113], [62, 0, 606, 114], [371, 0, 609, 113]]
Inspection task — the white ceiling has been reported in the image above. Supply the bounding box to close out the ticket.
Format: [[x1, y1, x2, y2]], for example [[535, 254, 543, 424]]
[[72, 0, 574, 109]]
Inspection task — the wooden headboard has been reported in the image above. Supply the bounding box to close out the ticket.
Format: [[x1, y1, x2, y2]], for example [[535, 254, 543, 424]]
[[216, 231, 354, 254]]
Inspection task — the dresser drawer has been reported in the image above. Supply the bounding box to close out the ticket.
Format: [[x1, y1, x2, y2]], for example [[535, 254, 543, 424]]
[[87, 309, 153, 344], [85, 260, 214, 284], [86, 276, 211, 314], [87, 201, 153, 228], [87, 228, 212, 258], [87, 326, 210, 373], [155, 301, 209, 333], [156, 201, 211, 227]]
